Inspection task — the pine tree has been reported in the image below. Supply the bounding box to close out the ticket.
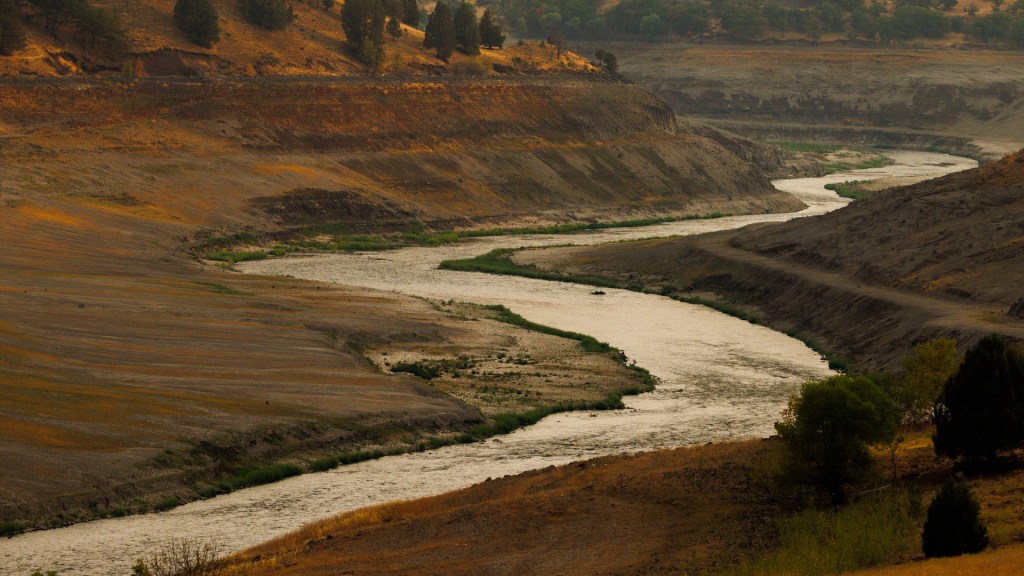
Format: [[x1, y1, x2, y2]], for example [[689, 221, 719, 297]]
[[423, 1, 454, 61], [479, 8, 503, 49], [401, 0, 419, 27], [174, 0, 220, 48], [240, 0, 295, 30], [384, 0, 403, 38], [0, 0, 28, 56], [453, 1, 479, 54], [342, 0, 386, 63]]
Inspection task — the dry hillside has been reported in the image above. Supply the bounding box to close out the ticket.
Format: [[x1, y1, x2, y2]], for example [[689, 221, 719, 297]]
[[599, 44, 1024, 158], [513, 149, 1024, 370], [0, 71, 801, 529], [1, 0, 596, 76]]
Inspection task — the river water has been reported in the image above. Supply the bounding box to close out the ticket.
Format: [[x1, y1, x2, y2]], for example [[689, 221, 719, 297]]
[[0, 151, 975, 575]]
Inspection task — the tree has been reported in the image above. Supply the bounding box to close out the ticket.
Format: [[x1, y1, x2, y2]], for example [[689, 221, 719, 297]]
[[934, 335, 1024, 463], [383, 0, 403, 38], [174, 0, 221, 47], [479, 8, 503, 48], [423, 1, 455, 61], [342, 0, 386, 66], [922, 478, 988, 557], [322, 0, 334, 10], [595, 47, 617, 73], [240, 0, 295, 30], [453, 1, 479, 54], [402, 0, 419, 26], [775, 375, 899, 504], [900, 337, 960, 425], [546, 33, 563, 58], [0, 0, 27, 55]]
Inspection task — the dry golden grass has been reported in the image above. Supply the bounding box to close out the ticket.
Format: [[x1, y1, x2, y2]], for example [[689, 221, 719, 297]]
[[847, 543, 1024, 576]]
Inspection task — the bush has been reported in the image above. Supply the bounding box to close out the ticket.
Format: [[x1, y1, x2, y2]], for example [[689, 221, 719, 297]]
[[136, 538, 223, 576], [922, 478, 988, 557], [174, 0, 220, 47], [239, 0, 295, 30], [775, 375, 899, 504], [0, 0, 27, 55], [934, 335, 1024, 463]]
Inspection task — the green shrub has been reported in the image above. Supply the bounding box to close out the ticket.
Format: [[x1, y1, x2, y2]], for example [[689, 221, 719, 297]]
[[0, 520, 25, 536], [776, 375, 899, 504], [239, 0, 295, 30], [922, 478, 988, 557], [174, 0, 220, 47]]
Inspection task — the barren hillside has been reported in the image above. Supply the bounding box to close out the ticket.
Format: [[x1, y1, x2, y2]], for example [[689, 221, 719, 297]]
[[514, 150, 1024, 370], [1, 0, 596, 76]]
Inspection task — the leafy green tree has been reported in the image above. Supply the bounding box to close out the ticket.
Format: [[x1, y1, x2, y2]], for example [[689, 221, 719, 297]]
[[0, 0, 27, 55], [423, 1, 455, 61], [595, 47, 617, 73], [900, 337, 960, 425], [934, 335, 1024, 463], [402, 0, 419, 26], [479, 8, 503, 48], [922, 478, 989, 557], [453, 1, 479, 54], [775, 375, 899, 504], [174, 0, 221, 47], [240, 0, 295, 30]]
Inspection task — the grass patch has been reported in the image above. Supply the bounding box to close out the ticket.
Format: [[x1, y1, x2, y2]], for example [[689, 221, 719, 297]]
[[820, 156, 892, 176], [308, 306, 656, 474], [0, 520, 26, 536], [727, 489, 921, 576], [205, 250, 269, 264], [825, 180, 872, 201], [153, 496, 181, 512], [198, 213, 729, 261], [440, 249, 619, 288], [191, 281, 244, 295], [196, 463, 304, 498]]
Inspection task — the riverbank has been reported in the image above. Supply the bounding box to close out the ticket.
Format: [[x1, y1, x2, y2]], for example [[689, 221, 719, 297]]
[[218, 428, 1024, 575]]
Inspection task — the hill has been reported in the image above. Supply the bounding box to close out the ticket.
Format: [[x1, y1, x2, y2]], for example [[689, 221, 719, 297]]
[[1, 0, 596, 76], [513, 149, 1024, 370]]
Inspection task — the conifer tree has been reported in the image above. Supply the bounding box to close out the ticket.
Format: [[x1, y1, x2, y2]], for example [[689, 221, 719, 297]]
[[384, 0, 403, 38], [401, 0, 419, 27], [240, 0, 295, 30], [0, 0, 28, 56], [453, 1, 479, 54], [423, 1, 454, 61], [174, 0, 221, 47], [479, 8, 504, 48], [342, 0, 386, 64]]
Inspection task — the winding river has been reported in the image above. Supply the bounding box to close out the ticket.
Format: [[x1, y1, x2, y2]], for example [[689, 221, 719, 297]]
[[0, 151, 975, 575]]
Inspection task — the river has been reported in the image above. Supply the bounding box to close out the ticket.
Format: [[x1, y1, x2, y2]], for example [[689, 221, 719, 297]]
[[0, 151, 975, 575]]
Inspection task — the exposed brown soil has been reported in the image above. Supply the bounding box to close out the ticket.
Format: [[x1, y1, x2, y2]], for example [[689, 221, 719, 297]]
[[0, 74, 796, 529], [515, 150, 1024, 372], [224, 440, 784, 576], [220, 430, 1024, 576]]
